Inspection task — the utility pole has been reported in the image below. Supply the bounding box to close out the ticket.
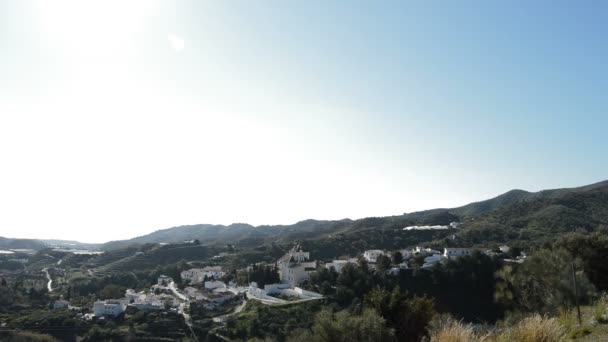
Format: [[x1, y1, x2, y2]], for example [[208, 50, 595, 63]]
[[572, 262, 582, 326]]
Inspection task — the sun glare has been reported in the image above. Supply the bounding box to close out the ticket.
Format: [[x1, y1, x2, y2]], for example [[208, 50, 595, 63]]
[[33, 0, 160, 58]]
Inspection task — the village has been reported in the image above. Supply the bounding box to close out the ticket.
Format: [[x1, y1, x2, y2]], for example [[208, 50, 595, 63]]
[[50, 239, 524, 324]]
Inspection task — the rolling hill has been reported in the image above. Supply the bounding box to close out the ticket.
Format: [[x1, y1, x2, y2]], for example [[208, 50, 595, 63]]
[[5, 180, 608, 253], [0, 237, 46, 251], [96, 180, 608, 252]]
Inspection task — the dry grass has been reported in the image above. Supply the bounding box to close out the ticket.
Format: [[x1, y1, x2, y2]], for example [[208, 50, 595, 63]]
[[499, 314, 566, 342], [430, 318, 478, 342], [431, 314, 566, 342]]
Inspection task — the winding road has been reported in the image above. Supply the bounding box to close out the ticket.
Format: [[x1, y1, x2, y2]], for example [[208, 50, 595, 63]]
[[168, 282, 197, 340], [42, 268, 53, 292]]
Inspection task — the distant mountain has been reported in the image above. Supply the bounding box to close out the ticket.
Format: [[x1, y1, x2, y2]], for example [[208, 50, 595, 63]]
[[0, 237, 46, 250], [40, 239, 101, 250], [99, 179, 608, 251], [102, 220, 352, 250], [4, 180, 607, 252]]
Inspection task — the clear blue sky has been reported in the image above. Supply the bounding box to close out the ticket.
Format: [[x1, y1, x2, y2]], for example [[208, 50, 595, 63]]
[[0, 1, 606, 242]]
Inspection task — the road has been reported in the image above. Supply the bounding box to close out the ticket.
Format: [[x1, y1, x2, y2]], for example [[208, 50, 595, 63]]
[[168, 282, 196, 339], [213, 299, 248, 323], [168, 281, 187, 301], [250, 296, 324, 307], [42, 268, 53, 292]]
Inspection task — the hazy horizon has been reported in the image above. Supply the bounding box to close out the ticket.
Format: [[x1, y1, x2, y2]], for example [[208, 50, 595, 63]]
[[5, 178, 607, 244], [1, 1, 607, 243]]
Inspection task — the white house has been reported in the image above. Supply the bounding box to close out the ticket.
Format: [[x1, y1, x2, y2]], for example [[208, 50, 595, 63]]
[[157, 275, 173, 286], [277, 245, 317, 287], [201, 266, 225, 279], [325, 260, 352, 273], [414, 247, 441, 255], [499, 245, 510, 254], [363, 250, 384, 263], [421, 254, 443, 269], [180, 269, 205, 284], [125, 289, 146, 304], [181, 267, 226, 284], [93, 300, 127, 317], [449, 222, 461, 229], [132, 301, 164, 312], [443, 248, 484, 259], [205, 280, 226, 290]]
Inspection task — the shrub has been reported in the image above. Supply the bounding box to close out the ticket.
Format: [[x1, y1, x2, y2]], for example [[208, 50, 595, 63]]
[[557, 309, 575, 331], [568, 325, 591, 339], [592, 296, 607, 323]]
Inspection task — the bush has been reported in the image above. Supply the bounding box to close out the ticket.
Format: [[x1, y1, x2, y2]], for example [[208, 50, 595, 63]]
[[592, 295, 607, 323], [568, 325, 591, 339], [1, 331, 59, 342], [557, 309, 576, 331]]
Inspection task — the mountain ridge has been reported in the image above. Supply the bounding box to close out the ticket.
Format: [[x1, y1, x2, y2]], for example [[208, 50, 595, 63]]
[[2, 179, 607, 250]]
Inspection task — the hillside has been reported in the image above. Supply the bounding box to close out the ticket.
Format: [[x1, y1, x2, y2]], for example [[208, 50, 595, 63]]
[[0, 237, 46, 251], [98, 180, 608, 252], [454, 180, 608, 246]]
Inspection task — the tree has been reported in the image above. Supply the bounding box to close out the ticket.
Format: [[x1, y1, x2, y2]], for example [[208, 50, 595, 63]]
[[288, 308, 394, 342], [495, 248, 596, 315], [375, 255, 392, 274], [164, 298, 173, 310], [364, 287, 435, 341], [100, 284, 125, 300], [392, 251, 403, 265], [555, 232, 608, 290]]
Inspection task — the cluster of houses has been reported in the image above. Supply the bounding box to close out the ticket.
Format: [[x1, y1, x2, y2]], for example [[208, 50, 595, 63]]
[[54, 242, 521, 320], [180, 266, 226, 284], [79, 266, 246, 319], [88, 277, 183, 318], [324, 245, 516, 273]]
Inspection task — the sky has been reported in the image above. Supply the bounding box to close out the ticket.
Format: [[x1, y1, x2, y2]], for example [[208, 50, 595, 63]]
[[0, 0, 607, 243]]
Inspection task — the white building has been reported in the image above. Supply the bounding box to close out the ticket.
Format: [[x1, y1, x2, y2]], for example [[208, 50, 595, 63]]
[[443, 248, 484, 259], [325, 260, 352, 273], [205, 280, 226, 290], [414, 247, 441, 255], [403, 225, 449, 231], [363, 250, 384, 263], [133, 301, 164, 312], [499, 245, 510, 254], [201, 266, 225, 279], [421, 254, 443, 269], [157, 275, 173, 286], [93, 300, 127, 317], [181, 267, 225, 284], [277, 245, 317, 287]]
